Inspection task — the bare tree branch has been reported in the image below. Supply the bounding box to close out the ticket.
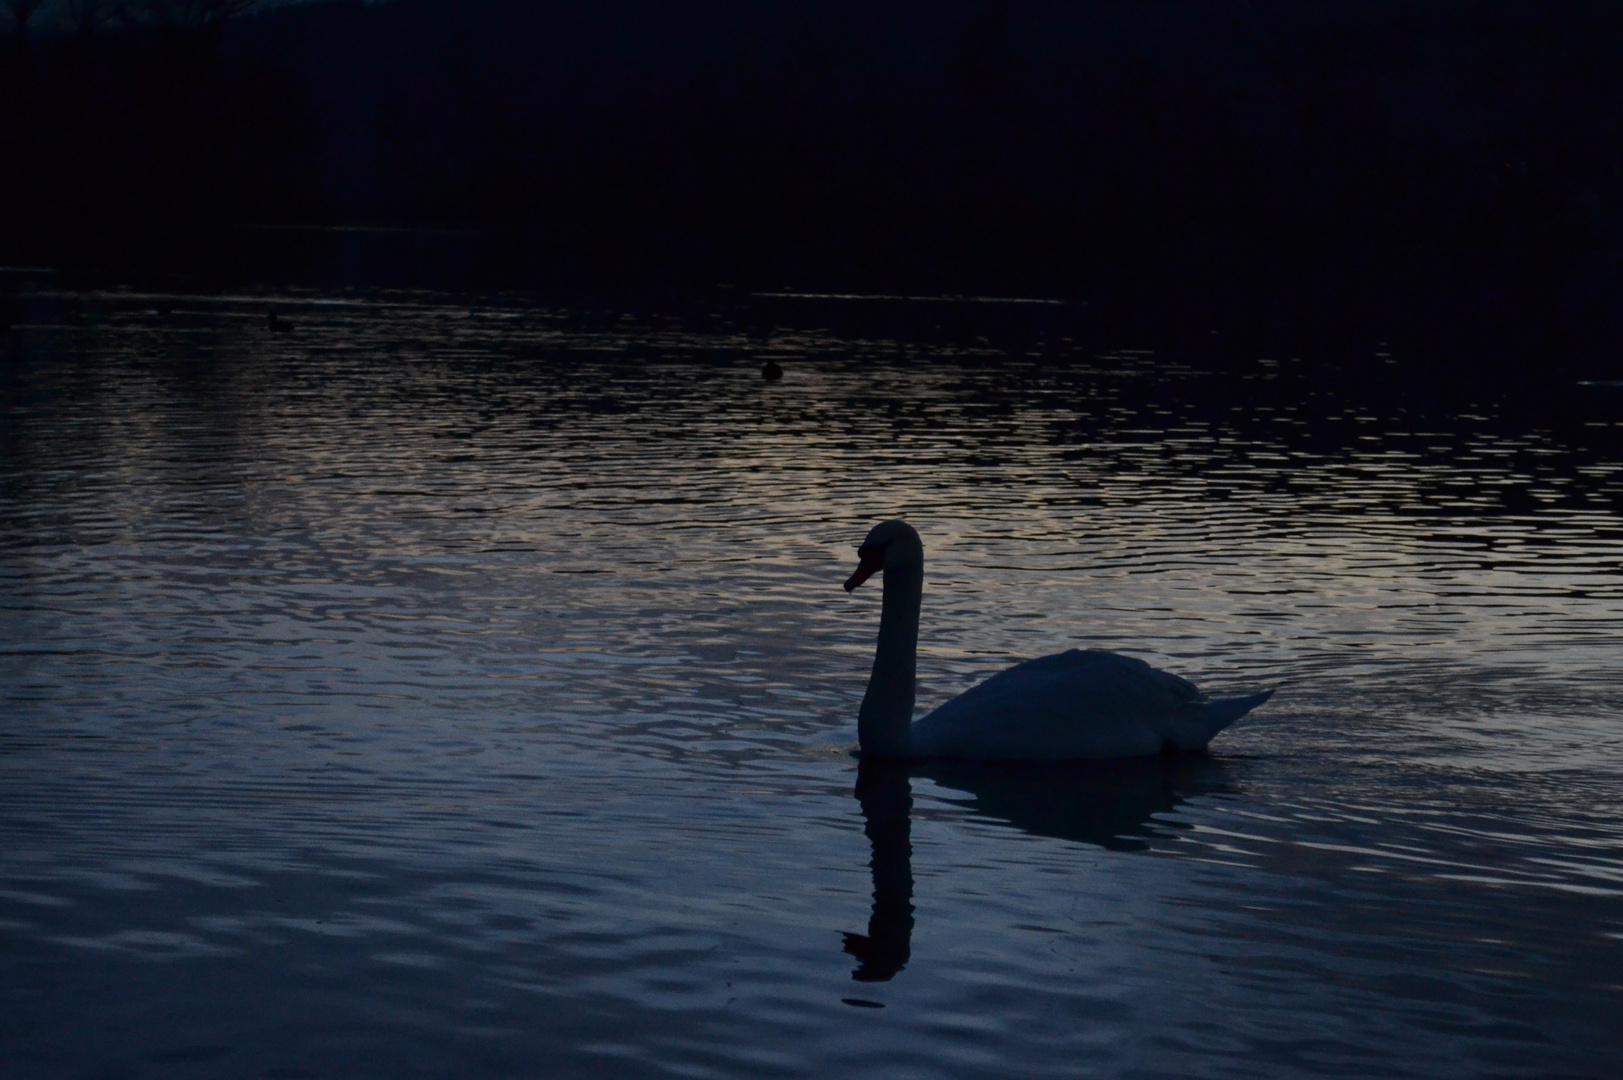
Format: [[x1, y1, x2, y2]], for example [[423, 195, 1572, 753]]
[[125, 0, 258, 29], [2, 0, 48, 33], [63, 0, 129, 37]]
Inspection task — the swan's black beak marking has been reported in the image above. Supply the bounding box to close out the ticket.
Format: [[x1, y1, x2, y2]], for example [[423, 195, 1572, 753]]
[[844, 543, 886, 592]]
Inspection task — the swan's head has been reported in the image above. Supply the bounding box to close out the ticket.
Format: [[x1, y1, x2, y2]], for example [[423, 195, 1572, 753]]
[[843, 520, 923, 592]]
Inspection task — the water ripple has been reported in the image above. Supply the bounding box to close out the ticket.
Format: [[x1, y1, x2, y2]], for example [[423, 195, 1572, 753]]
[[2, 292, 1620, 1078]]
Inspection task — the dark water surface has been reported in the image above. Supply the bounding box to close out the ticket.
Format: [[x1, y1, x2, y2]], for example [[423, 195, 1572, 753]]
[[3, 291, 1621, 1079]]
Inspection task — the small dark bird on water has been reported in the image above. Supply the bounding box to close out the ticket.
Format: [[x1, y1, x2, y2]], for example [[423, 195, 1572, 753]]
[[761, 359, 783, 381], [267, 310, 293, 333]]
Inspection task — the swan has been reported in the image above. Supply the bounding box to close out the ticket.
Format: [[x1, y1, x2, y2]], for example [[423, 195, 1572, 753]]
[[844, 520, 1272, 761]]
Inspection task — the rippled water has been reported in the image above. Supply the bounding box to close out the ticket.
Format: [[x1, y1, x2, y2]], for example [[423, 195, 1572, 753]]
[[2, 290, 1622, 1078]]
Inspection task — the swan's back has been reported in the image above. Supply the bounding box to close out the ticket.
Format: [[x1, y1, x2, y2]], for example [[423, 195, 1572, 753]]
[[911, 649, 1263, 761]]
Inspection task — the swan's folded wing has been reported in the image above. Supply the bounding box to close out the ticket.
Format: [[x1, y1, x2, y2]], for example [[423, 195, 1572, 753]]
[[913, 649, 1201, 759], [950, 650, 1199, 711]]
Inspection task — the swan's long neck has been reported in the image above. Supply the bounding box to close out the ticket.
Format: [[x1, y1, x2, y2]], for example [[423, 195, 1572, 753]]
[[859, 561, 922, 757]]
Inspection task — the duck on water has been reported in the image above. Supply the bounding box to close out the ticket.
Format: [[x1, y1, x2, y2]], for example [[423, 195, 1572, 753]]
[[844, 520, 1273, 761]]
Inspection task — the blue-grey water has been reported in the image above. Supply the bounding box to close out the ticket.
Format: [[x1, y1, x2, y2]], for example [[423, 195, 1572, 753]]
[[2, 290, 1621, 1079]]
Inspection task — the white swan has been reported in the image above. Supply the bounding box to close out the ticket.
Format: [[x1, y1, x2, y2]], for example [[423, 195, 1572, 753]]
[[844, 520, 1272, 761]]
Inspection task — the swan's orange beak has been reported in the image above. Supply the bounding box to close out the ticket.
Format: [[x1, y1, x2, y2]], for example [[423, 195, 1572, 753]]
[[844, 543, 885, 592]]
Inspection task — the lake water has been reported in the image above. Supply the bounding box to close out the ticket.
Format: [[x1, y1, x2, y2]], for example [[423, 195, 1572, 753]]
[[2, 289, 1621, 1079]]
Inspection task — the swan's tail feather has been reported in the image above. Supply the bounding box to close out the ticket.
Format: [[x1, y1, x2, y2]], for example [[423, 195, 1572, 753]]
[[1158, 689, 1274, 752]]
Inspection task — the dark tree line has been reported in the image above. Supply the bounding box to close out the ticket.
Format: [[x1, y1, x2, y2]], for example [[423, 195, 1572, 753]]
[[5, 1, 257, 36], [3, 0, 1621, 365]]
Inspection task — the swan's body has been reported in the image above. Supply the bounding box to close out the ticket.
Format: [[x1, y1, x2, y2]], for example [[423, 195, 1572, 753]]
[[845, 520, 1271, 761]]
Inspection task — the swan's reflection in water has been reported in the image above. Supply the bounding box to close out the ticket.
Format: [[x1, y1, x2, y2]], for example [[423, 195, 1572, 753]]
[[844, 756, 1232, 982], [842, 763, 918, 982]]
